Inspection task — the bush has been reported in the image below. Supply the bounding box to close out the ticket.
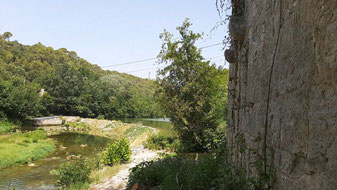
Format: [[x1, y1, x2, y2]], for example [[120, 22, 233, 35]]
[[127, 156, 220, 190], [102, 138, 131, 166], [144, 134, 180, 151], [0, 111, 7, 120], [57, 158, 92, 188], [65, 122, 91, 131], [213, 140, 248, 190], [97, 114, 105, 120], [0, 121, 17, 134], [127, 140, 251, 190]]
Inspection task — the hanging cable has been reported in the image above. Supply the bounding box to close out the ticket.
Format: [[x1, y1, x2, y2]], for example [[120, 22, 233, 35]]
[[102, 42, 223, 68]]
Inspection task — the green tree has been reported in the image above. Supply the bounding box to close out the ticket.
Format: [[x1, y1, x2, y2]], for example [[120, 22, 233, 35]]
[[0, 33, 164, 121], [157, 19, 228, 151], [0, 76, 44, 119], [2, 32, 13, 41]]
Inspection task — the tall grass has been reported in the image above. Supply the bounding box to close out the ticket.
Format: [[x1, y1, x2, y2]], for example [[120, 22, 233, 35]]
[[90, 164, 121, 184], [127, 155, 221, 190], [0, 129, 56, 168], [127, 141, 249, 190]]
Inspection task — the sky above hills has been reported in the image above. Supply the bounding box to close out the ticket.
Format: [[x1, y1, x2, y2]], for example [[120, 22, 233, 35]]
[[0, 0, 229, 79]]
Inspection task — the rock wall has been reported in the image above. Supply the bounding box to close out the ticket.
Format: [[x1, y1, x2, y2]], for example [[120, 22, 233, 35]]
[[226, 0, 337, 189]]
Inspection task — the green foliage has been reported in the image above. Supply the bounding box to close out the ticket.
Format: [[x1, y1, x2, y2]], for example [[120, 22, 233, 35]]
[[0, 130, 56, 168], [127, 155, 221, 190], [97, 114, 105, 120], [0, 121, 17, 134], [102, 138, 132, 166], [127, 140, 250, 190], [157, 19, 229, 151], [65, 122, 91, 131], [144, 134, 180, 151], [101, 73, 163, 118], [0, 35, 163, 120], [56, 158, 92, 189], [213, 140, 248, 190], [2, 32, 13, 41], [23, 128, 47, 141], [0, 74, 49, 119]]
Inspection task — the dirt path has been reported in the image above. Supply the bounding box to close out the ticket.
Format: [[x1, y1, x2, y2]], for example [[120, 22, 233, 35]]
[[90, 146, 159, 190]]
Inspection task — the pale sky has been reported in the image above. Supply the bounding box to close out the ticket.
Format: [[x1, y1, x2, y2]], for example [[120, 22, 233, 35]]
[[0, 0, 229, 79]]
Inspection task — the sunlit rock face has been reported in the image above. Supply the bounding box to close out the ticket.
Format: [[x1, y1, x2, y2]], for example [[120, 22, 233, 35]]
[[227, 0, 337, 189]]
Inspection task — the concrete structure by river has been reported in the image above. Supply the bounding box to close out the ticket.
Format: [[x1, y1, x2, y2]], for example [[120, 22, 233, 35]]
[[30, 116, 80, 126]]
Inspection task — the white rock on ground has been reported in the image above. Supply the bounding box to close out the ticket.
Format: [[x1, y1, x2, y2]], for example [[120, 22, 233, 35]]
[[90, 146, 159, 190]]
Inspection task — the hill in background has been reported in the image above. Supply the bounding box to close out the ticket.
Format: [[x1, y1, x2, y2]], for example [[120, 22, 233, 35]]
[[0, 34, 162, 120]]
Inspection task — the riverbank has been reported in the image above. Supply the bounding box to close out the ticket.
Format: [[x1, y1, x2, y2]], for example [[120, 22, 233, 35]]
[[62, 118, 155, 145], [90, 145, 159, 190], [0, 129, 56, 169], [0, 117, 164, 189]]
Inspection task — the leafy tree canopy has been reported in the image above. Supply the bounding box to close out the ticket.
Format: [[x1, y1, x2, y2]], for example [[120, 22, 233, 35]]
[[2, 32, 13, 41], [0, 33, 163, 120], [157, 19, 229, 151]]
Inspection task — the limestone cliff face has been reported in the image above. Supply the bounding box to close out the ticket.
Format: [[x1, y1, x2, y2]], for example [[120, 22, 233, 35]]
[[226, 0, 337, 189]]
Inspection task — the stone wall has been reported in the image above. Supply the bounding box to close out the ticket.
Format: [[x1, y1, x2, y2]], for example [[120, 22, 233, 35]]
[[226, 0, 337, 189]]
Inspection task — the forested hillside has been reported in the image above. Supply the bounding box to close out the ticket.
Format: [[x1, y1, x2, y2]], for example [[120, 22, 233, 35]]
[[0, 33, 162, 120]]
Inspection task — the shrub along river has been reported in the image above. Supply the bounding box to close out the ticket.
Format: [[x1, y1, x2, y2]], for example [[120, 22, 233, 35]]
[[0, 118, 173, 190]]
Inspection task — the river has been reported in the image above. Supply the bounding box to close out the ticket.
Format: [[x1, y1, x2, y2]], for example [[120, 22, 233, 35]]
[[0, 118, 173, 190]]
